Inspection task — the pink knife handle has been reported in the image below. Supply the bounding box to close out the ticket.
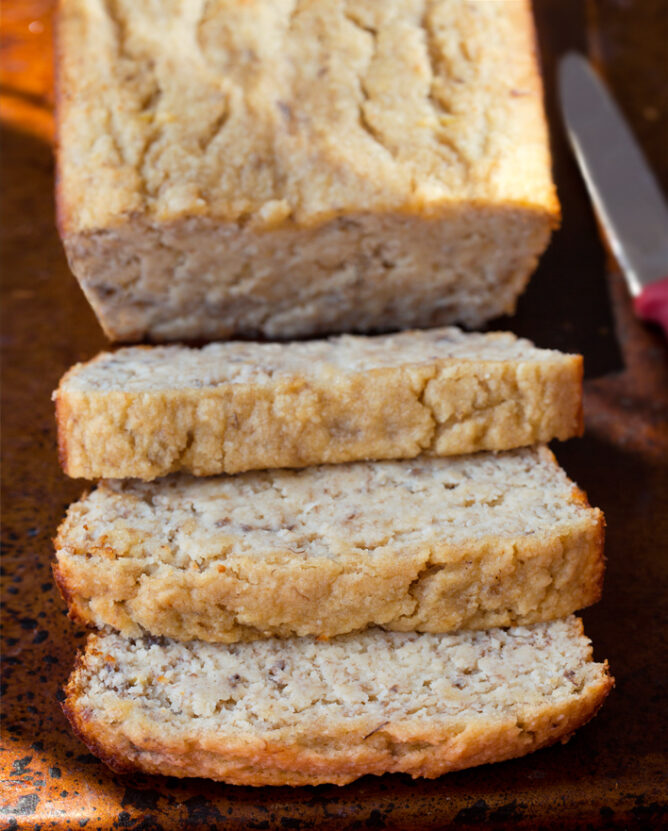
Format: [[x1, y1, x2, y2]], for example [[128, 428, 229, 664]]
[[633, 277, 668, 339]]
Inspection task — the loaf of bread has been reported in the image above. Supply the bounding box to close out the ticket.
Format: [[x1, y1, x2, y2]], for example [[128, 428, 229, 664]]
[[62, 618, 611, 786], [54, 328, 582, 480], [54, 447, 604, 642], [56, 0, 558, 342]]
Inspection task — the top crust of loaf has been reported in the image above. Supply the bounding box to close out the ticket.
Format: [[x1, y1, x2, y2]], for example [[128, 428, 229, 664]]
[[56, 0, 558, 235]]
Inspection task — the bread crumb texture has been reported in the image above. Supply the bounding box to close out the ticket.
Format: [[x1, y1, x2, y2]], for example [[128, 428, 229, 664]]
[[55, 328, 582, 479], [63, 618, 612, 785], [54, 447, 604, 642], [57, 0, 559, 340]]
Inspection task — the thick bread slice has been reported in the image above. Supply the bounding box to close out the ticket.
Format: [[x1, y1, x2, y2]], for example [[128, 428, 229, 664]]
[[57, 1, 557, 343], [54, 328, 582, 480], [54, 447, 604, 642], [62, 618, 612, 786]]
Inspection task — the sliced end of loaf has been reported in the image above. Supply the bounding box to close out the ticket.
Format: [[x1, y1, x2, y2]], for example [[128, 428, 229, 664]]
[[62, 619, 612, 786]]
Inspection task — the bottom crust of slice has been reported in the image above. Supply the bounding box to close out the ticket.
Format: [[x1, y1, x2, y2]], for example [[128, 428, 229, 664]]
[[61, 620, 612, 786], [63, 682, 611, 786]]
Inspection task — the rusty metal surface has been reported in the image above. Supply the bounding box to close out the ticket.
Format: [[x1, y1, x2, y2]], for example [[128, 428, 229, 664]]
[[1, 1, 666, 828]]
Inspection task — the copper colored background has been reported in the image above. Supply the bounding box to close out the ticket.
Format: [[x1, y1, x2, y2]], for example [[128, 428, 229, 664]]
[[1, 1, 667, 828]]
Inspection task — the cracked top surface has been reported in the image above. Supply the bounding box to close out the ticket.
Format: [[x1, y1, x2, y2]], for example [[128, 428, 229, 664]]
[[56, 447, 597, 566], [72, 618, 604, 728], [59, 327, 567, 392], [57, 0, 556, 232]]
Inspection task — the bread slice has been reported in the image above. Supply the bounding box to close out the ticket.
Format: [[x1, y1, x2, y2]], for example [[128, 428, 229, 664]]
[[54, 447, 604, 643], [62, 618, 612, 786], [54, 328, 582, 480], [56, 0, 558, 343]]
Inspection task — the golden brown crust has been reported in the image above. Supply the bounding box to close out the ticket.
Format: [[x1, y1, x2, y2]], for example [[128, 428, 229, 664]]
[[54, 351, 583, 480], [52, 559, 94, 629], [575, 353, 586, 435], [508, 0, 561, 226], [52, 559, 74, 612], [62, 651, 140, 776], [54, 392, 72, 475], [61, 648, 613, 787], [57, 0, 558, 230]]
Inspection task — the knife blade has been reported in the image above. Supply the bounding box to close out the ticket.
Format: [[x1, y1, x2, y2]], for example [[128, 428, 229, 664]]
[[558, 52, 668, 337]]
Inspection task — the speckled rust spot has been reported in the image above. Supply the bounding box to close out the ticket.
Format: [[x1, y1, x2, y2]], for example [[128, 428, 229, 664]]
[[1, 0, 667, 828]]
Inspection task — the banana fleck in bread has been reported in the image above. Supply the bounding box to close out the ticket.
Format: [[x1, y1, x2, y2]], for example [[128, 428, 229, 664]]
[[54, 447, 604, 642], [56, 0, 558, 342], [54, 328, 582, 479], [62, 618, 612, 786]]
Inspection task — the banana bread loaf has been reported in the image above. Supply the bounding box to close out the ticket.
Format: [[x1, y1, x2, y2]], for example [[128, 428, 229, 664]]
[[56, 0, 558, 341], [62, 618, 612, 785]]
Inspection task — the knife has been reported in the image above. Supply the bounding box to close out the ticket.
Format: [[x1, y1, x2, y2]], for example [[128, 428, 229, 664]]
[[558, 52, 668, 338]]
